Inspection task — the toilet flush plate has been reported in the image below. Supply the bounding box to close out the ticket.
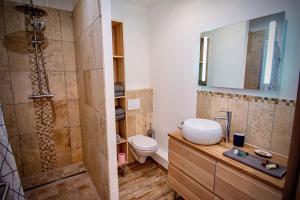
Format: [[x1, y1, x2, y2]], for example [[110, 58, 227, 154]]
[[128, 98, 140, 110]]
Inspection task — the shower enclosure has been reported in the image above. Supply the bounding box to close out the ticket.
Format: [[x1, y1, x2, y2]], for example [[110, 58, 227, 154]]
[[15, 0, 56, 172]]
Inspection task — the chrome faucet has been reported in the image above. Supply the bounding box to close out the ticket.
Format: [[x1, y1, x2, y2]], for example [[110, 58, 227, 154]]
[[214, 111, 232, 143]]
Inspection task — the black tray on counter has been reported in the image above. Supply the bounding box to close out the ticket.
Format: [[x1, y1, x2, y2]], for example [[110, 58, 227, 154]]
[[223, 149, 287, 179]]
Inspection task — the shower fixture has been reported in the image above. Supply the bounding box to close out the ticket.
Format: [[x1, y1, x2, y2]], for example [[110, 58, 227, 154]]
[[32, 19, 46, 33], [15, 2, 48, 17], [15, 0, 53, 99]]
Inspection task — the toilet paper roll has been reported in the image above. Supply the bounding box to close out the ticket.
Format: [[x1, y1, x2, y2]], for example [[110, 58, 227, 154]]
[[118, 153, 126, 164]]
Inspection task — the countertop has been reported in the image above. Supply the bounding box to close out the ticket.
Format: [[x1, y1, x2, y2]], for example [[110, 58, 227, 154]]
[[168, 130, 288, 191]]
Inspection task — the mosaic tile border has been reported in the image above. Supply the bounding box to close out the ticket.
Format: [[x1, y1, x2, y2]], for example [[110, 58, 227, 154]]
[[198, 91, 296, 106], [25, 15, 56, 172]]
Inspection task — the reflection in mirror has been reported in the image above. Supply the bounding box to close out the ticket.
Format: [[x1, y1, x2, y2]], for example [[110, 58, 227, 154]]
[[199, 12, 286, 92]]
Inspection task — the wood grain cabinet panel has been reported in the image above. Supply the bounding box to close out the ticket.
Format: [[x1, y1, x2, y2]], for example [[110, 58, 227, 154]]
[[168, 164, 214, 200], [169, 138, 216, 191], [214, 195, 222, 200], [215, 163, 282, 200]]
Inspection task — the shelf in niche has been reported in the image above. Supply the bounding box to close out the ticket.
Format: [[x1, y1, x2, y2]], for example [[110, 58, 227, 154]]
[[116, 137, 127, 145], [118, 161, 128, 167], [115, 96, 125, 99], [114, 82, 125, 86], [113, 55, 124, 59], [115, 116, 126, 121], [113, 21, 128, 174]]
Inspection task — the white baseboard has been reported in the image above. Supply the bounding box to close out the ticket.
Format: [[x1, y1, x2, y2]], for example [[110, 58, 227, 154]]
[[151, 148, 168, 169]]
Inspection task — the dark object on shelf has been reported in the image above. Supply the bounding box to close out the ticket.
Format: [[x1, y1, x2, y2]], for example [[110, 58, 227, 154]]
[[223, 148, 287, 179], [0, 182, 9, 200], [233, 133, 245, 147]]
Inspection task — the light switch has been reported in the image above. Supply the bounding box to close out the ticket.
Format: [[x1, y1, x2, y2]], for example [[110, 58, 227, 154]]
[[128, 98, 141, 110]]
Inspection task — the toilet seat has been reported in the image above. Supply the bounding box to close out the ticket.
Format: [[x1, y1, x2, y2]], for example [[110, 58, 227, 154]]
[[128, 135, 159, 164], [129, 135, 158, 151]]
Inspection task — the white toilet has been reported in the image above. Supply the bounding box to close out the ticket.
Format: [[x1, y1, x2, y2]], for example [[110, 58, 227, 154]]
[[128, 135, 159, 164]]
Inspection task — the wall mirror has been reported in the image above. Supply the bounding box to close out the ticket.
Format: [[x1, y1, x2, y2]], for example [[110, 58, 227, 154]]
[[199, 12, 286, 92]]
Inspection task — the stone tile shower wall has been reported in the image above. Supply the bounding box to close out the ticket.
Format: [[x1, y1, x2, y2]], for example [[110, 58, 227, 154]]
[[197, 91, 295, 156], [73, 0, 111, 198], [0, 0, 82, 178], [126, 89, 153, 163]]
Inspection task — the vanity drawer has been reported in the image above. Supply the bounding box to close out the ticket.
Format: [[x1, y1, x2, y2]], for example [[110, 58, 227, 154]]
[[214, 195, 222, 200], [169, 138, 216, 191], [215, 163, 282, 200], [168, 164, 214, 200]]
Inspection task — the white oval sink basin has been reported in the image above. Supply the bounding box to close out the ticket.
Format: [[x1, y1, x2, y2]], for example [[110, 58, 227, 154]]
[[182, 118, 222, 145]]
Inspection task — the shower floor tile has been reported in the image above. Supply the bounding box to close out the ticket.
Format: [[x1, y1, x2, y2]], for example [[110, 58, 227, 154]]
[[25, 172, 100, 200], [25, 159, 175, 200], [22, 162, 86, 190]]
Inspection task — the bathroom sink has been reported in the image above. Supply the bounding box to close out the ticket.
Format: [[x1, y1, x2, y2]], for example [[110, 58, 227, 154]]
[[182, 118, 222, 145]]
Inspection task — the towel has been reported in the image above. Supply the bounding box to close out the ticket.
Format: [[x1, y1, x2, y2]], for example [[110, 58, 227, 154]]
[[114, 83, 125, 92], [115, 107, 125, 116], [116, 114, 125, 120], [115, 91, 124, 97]]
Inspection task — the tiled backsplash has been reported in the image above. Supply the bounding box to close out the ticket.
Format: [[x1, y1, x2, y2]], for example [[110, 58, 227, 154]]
[[197, 91, 295, 156], [126, 89, 153, 163]]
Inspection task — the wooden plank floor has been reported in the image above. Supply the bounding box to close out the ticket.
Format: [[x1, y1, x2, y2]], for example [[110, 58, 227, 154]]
[[118, 159, 174, 200]]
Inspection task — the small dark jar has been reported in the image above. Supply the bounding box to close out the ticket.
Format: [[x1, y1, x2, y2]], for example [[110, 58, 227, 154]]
[[233, 133, 245, 147]]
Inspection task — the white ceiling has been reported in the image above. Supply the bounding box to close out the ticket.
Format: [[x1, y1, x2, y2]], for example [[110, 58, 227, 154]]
[[124, 0, 160, 7]]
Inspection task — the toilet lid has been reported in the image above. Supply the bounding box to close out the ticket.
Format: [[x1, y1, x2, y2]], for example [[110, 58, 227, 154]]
[[130, 135, 158, 150]]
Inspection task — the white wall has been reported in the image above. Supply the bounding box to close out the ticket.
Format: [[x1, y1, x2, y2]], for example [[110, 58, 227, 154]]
[[149, 0, 300, 153], [100, 0, 119, 199], [111, 0, 150, 90], [204, 21, 249, 89]]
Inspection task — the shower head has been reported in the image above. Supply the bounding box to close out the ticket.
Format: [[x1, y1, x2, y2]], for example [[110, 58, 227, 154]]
[[15, 4, 48, 17], [32, 19, 46, 33]]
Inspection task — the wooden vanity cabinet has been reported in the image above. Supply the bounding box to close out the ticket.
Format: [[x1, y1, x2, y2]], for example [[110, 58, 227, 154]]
[[215, 163, 282, 200], [168, 136, 283, 200], [169, 138, 216, 191], [168, 164, 214, 200]]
